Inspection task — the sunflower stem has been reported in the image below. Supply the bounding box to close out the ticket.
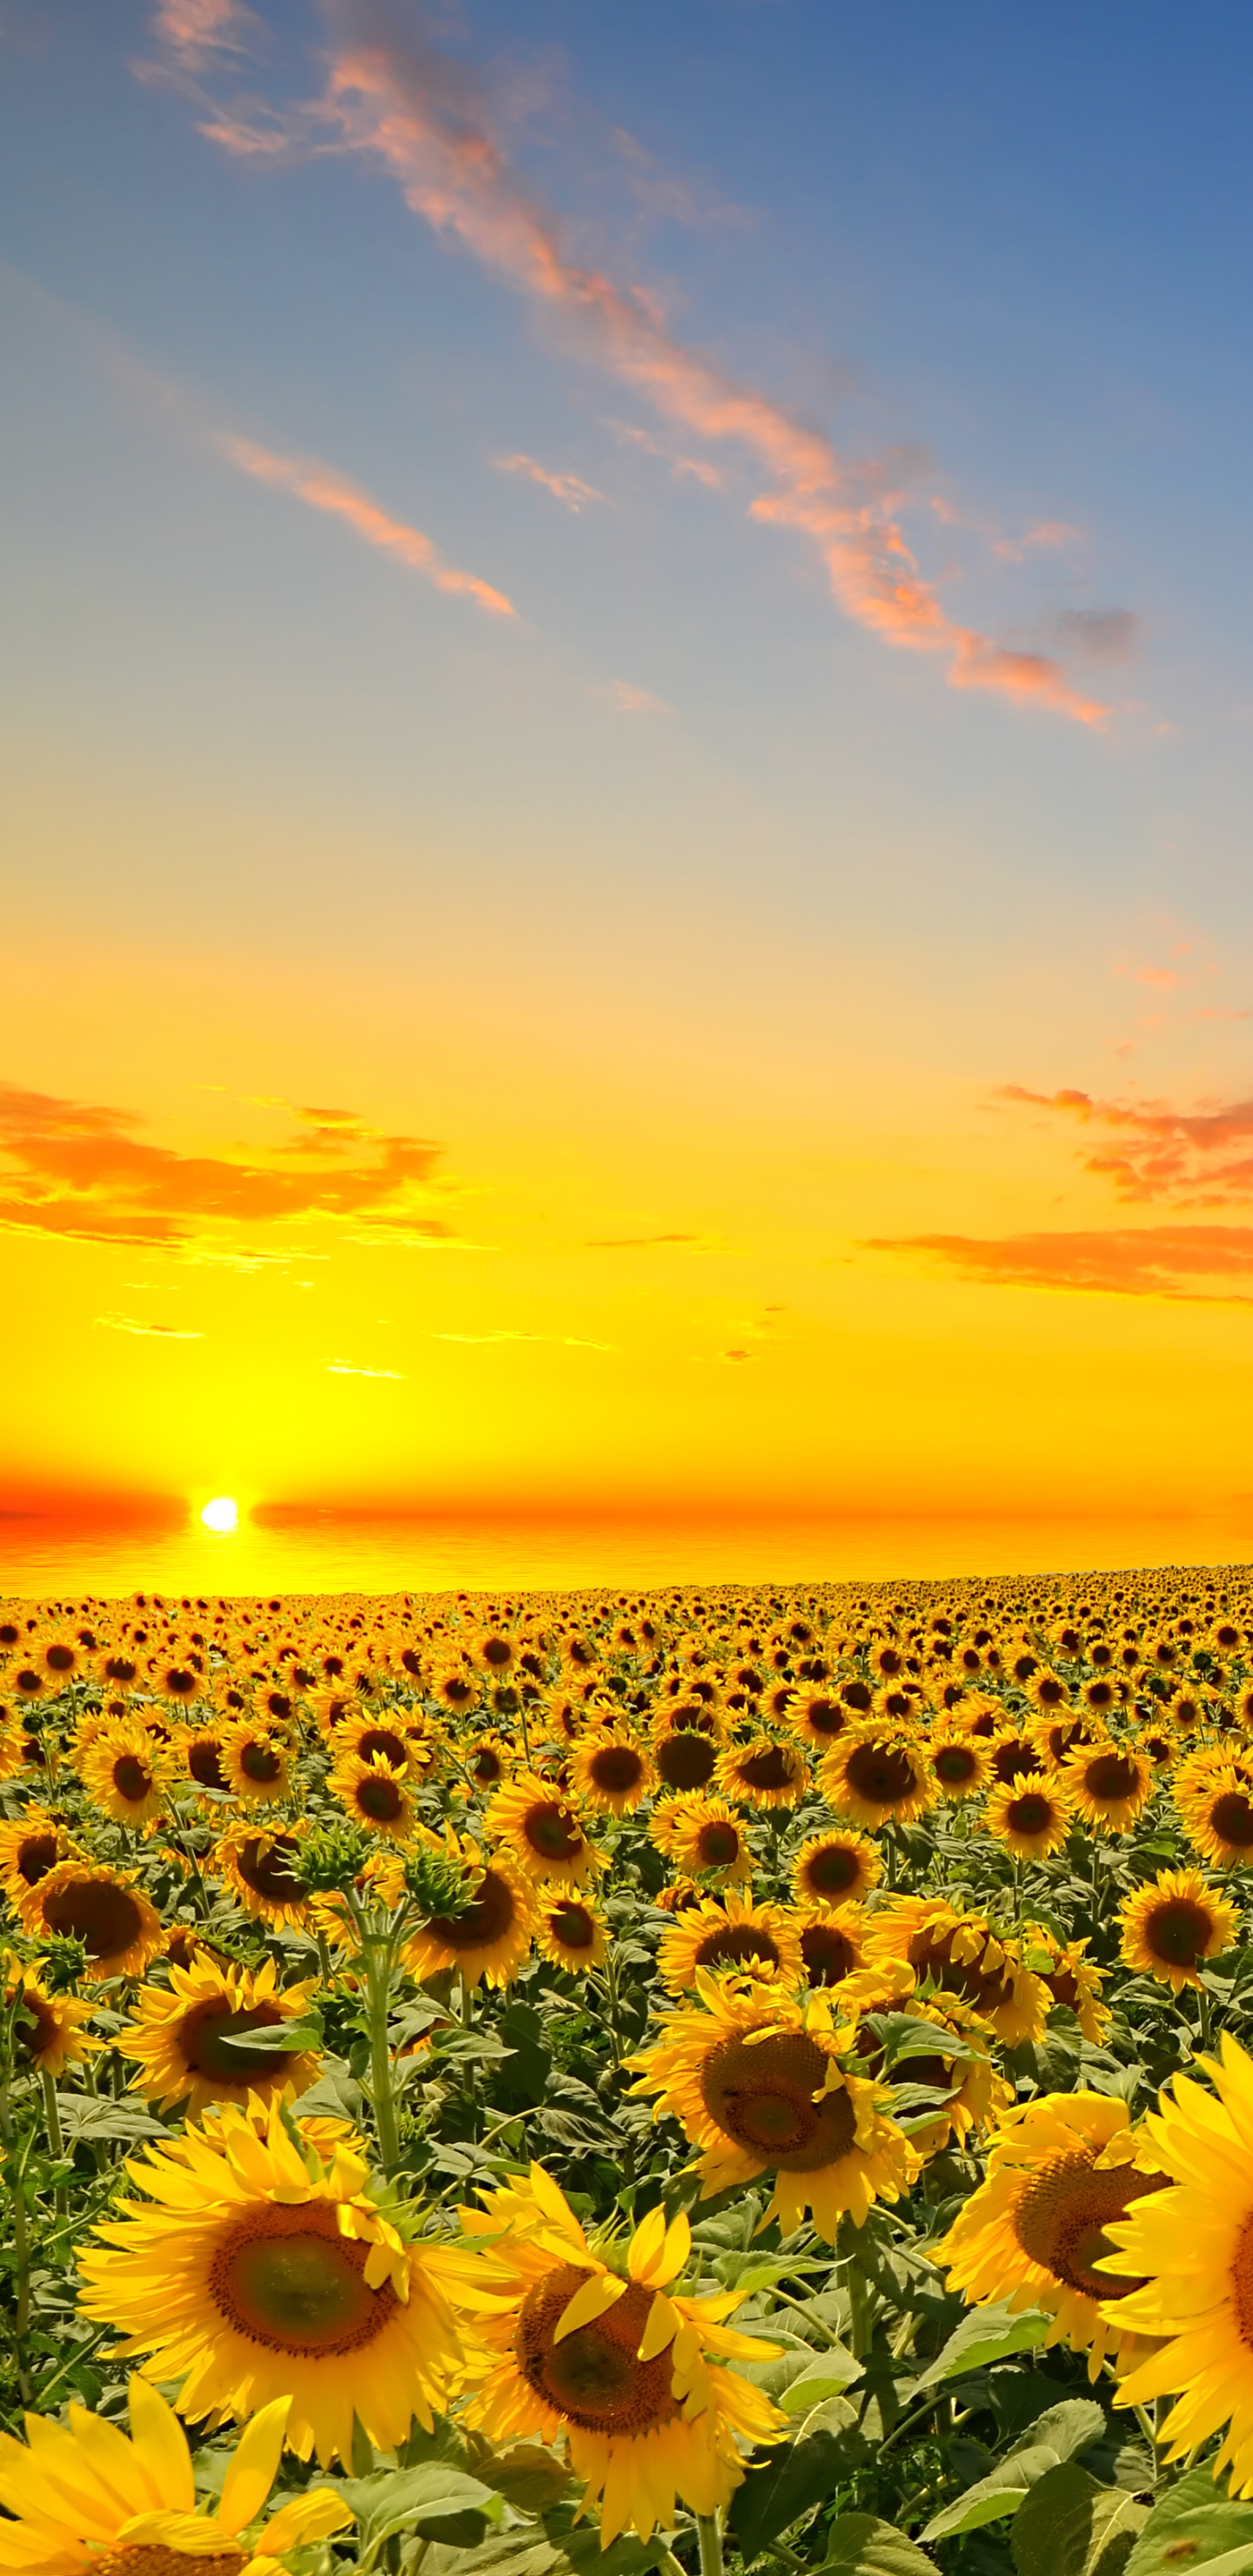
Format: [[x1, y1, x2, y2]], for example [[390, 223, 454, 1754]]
[[365, 1942, 402, 2170], [41, 2067, 68, 2217], [695, 2513, 724, 2576], [316, 1929, 335, 1988], [0, 2083, 34, 2404]]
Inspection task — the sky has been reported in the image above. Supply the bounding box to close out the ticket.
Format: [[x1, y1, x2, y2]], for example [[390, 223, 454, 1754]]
[[4, 0, 1253, 1593]]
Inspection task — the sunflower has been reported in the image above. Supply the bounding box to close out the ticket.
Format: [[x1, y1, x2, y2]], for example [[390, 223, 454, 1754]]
[[486, 1770, 600, 1886], [568, 1729, 656, 1816], [331, 1707, 428, 1777], [789, 1827, 881, 1909], [925, 1733, 992, 1801], [3, 1957, 97, 2078], [221, 1721, 293, 1803], [119, 1954, 322, 2116], [656, 1891, 804, 1994], [457, 1730, 515, 1792], [452, 2167, 786, 2545], [1062, 1739, 1153, 1835], [1176, 1763, 1253, 1868], [403, 1833, 535, 1990], [0, 2375, 352, 2576], [18, 1860, 164, 1981], [787, 1688, 853, 1751], [78, 1721, 175, 1830], [217, 1824, 314, 1931], [327, 1748, 417, 1840], [937, 2092, 1169, 2379], [794, 1902, 872, 1990], [714, 1734, 807, 1810], [650, 1793, 754, 1887], [0, 1807, 72, 1909], [1118, 1865, 1237, 1991], [987, 1727, 1045, 1786], [433, 1665, 480, 1718], [1101, 2034, 1253, 2491], [536, 1892, 608, 1973], [180, 1721, 231, 1791], [653, 1727, 720, 1793], [986, 1775, 1075, 1859], [1022, 1926, 1109, 2042], [858, 1992, 1008, 2157], [630, 1972, 914, 2237], [864, 1897, 1048, 2045], [77, 2094, 471, 2465], [819, 1728, 936, 1829]]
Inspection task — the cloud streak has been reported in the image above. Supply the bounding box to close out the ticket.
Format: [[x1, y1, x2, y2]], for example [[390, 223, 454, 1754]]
[[0, 1080, 444, 1249], [151, 0, 257, 68], [184, 3, 1109, 727], [494, 453, 604, 512], [94, 1312, 204, 1338], [1001, 1084, 1253, 1207], [868, 1224, 1253, 1305], [219, 435, 516, 615]]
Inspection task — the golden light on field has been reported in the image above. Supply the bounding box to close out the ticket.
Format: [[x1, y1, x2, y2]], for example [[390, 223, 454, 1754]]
[[199, 1495, 238, 1533]]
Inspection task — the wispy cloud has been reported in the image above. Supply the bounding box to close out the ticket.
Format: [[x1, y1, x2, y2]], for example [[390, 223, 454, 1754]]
[[150, 0, 257, 69], [183, 4, 1109, 727], [604, 679, 668, 715], [1001, 1084, 1253, 1207], [218, 435, 516, 615], [586, 1231, 702, 1250], [868, 1224, 1253, 1305], [0, 1079, 444, 1248], [94, 1312, 204, 1338], [494, 452, 604, 512], [610, 419, 723, 489], [326, 1359, 404, 1378], [431, 1330, 613, 1351], [993, 520, 1079, 562]]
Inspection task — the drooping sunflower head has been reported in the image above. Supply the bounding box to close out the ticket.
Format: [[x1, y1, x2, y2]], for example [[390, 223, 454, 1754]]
[[1119, 1865, 1237, 1990], [327, 1748, 417, 1840], [789, 1827, 882, 1909], [865, 1897, 1048, 2046], [77, 2093, 471, 2467], [568, 1727, 656, 1815], [486, 1769, 601, 1885], [78, 1720, 176, 1830], [938, 2090, 1169, 2377], [20, 1859, 164, 1981], [856, 1990, 1009, 2157], [714, 1733, 808, 1810], [1021, 1925, 1110, 2042], [819, 1727, 936, 1828], [655, 1891, 804, 1995], [650, 1791, 754, 1885], [403, 1831, 536, 1990], [986, 1774, 1075, 1859], [3, 1955, 97, 2078], [0, 2373, 354, 2576], [1062, 1738, 1153, 1835], [452, 2164, 787, 2544], [630, 1974, 915, 2239], [119, 1952, 322, 2116], [536, 1891, 608, 1973], [1176, 1761, 1253, 1868]]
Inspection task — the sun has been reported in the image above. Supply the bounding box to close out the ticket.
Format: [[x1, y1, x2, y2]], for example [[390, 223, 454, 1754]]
[[200, 1495, 239, 1532]]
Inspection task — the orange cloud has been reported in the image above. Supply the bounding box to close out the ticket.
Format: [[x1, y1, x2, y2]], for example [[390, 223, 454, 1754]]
[[494, 453, 604, 512], [218, 436, 516, 616], [868, 1224, 1253, 1304], [192, 14, 1108, 725], [0, 1482, 188, 1542], [0, 1080, 444, 1248], [151, 0, 256, 66], [1001, 1084, 1253, 1206]]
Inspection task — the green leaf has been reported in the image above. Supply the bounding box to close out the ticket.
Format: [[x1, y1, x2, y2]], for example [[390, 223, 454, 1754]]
[[333, 2463, 501, 2558], [53, 2095, 167, 2143], [914, 2300, 1050, 2388], [781, 2357, 865, 2414], [1123, 2464, 1253, 2576], [728, 2421, 866, 2562], [1016, 2400, 1108, 2462], [922, 2445, 1067, 2541], [1013, 2465, 1150, 2576], [820, 2513, 938, 2576]]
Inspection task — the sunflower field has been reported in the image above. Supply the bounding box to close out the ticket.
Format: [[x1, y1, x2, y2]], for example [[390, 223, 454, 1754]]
[[7, 1573, 1253, 2576]]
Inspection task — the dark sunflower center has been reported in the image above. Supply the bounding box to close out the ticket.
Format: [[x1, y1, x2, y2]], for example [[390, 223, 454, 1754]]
[[240, 1741, 283, 1783], [524, 1802, 583, 1862], [484, 1640, 513, 1667], [734, 1746, 795, 1792], [934, 1746, 980, 1786], [212, 2210, 398, 2353], [846, 1743, 917, 1804], [44, 1877, 143, 1961], [516, 2264, 681, 2434], [801, 1923, 857, 1986], [802, 1842, 862, 1898], [803, 1699, 845, 1737], [427, 1868, 516, 1950], [700, 2030, 859, 2170], [696, 1821, 741, 1868], [96, 2547, 245, 2576], [549, 1902, 596, 1951], [1014, 2152, 1168, 2298], [909, 1926, 1012, 2016], [590, 1747, 644, 1794], [17, 1830, 58, 1887], [471, 1747, 505, 1784], [1211, 1792, 1253, 1848], [357, 1774, 405, 1822], [182, 2000, 291, 2083], [236, 1835, 305, 1905], [840, 1680, 874, 1714], [189, 1739, 226, 1788], [1144, 1896, 1213, 1968], [1008, 1794, 1054, 1835], [1083, 1754, 1138, 1803], [356, 1727, 407, 1768], [657, 1734, 717, 1789], [112, 1754, 153, 1803], [991, 1741, 1042, 1783], [694, 1923, 781, 1973], [166, 1670, 198, 1700], [12, 1988, 56, 2061], [45, 1646, 76, 1673]]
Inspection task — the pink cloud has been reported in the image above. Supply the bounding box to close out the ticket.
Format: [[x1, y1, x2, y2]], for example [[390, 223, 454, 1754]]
[[605, 679, 668, 714], [191, 12, 1104, 727], [495, 453, 605, 512], [219, 435, 515, 615], [1001, 1083, 1253, 1207], [151, 0, 256, 68]]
